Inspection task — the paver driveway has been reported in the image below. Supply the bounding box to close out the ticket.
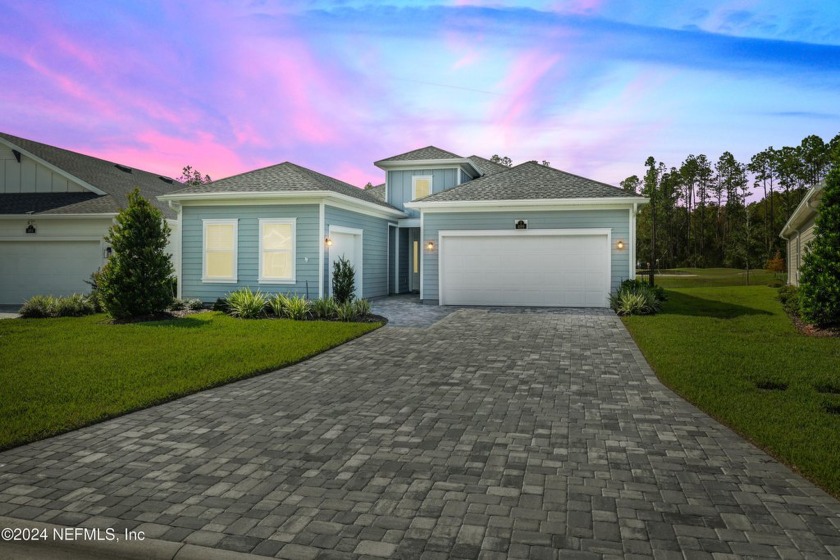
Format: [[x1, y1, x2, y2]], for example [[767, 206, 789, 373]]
[[1, 307, 839, 559]]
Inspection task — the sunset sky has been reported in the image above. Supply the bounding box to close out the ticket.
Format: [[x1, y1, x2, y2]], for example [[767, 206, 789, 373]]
[[3, 1, 839, 188]]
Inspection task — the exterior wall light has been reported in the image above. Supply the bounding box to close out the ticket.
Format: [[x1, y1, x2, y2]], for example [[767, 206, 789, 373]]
[[616, 240, 625, 250], [426, 240, 435, 251], [25, 221, 36, 234], [325, 237, 332, 247]]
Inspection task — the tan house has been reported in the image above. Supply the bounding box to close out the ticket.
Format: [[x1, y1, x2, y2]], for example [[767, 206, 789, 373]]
[[780, 183, 824, 285]]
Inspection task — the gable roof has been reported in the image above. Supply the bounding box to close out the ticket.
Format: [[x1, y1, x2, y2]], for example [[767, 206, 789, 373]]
[[375, 146, 462, 164], [467, 155, 509, 177], [166, 162, 400, 212], [415, 161, 646, 203], [0, 132, 179, 218]]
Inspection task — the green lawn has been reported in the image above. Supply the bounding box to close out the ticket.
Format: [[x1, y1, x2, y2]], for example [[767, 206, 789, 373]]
[[0, 312, 380, 450], [642, 267, 780, 288], [622, 284, 840, 497]]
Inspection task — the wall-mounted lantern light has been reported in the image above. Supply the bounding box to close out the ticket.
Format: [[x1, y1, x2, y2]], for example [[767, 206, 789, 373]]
[[25, 221, 36, 234], [104, 247, 113, 258], [324, 237, 332, 247], [426, 240, 435, 251], [616, 240, 625, 250]]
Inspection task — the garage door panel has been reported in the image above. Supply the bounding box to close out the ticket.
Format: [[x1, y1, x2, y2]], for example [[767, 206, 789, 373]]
[[0, 241, 103, 304], [440, 232, 609, 308]]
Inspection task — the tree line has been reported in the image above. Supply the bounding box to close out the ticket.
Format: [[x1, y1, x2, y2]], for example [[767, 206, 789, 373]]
[[622, 132, 840, 271]]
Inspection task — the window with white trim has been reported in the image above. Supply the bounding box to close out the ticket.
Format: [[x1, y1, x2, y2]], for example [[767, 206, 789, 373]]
[[203, 219, 238, 282], [412, 175, 432, 200], [259, 218, 296, 283]]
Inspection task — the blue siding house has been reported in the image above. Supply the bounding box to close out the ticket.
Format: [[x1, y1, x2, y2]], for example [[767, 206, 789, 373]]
[[160, 147, 647, 307]]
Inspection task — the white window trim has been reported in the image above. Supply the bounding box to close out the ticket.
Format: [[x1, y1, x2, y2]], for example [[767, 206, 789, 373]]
[[202, 219, 238, 283], [412, 175, 433, 201], [258, 218, 297, 284]]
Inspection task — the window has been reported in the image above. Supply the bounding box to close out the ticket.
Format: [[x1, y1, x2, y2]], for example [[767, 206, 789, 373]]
[[203, 219, 238, 282], [259, 218, 296, 283], [412, 176, 432, 200]]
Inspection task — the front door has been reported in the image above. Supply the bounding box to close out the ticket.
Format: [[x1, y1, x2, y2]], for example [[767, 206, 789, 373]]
[[409, 228, 420, 292]]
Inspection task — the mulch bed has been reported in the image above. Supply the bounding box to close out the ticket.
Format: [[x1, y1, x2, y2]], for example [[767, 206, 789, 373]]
[[789, 312, 840, 338]]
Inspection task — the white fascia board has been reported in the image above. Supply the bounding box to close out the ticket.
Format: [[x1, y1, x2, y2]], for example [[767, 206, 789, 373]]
[[375, 158, 481, 176], [779, 183, 823, 239], [0, 137, 107, 195], [398, 218, 420, 227], [159, 191, 406, 219], [406, 197, 649, 212], [0, 213, 118, 220]]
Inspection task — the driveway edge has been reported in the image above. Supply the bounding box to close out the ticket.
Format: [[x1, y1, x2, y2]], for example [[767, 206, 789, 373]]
[[0, 516, 268, 560]]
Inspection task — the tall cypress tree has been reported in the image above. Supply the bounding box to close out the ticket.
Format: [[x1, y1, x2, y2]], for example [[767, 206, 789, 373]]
[[799, 167, 840, 327], [99, 189, 174, 319]]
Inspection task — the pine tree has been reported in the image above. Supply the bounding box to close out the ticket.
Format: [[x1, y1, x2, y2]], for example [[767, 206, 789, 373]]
[[99, 189, 175, 319], [799, 167, 840, 327]]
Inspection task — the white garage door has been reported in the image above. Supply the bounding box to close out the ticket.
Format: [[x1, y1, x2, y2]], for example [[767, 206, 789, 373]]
[[0, 241, 103, 304], [439, 230, 610, 307]]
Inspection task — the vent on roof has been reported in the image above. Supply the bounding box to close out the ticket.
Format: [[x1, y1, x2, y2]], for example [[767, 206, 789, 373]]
[[115, 164, 132, 173], [158, 176, 174, 184]]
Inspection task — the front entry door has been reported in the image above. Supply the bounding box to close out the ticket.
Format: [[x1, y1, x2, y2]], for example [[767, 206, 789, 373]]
[[409, 229, 420, 292]]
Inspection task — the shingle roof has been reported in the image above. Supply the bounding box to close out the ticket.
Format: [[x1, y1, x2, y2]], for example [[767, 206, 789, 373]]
[[0, 132, 179, 217], [419, 161, 645, 202], [467, 155, 509, 177], [170, 162, 400, 211], [375, 146, 463, 164], [365, 183, 386, 202]]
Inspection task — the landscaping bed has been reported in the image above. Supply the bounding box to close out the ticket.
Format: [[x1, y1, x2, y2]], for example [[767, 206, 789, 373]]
[[0, 312, 381, 450], [621, 284, 840, 497]]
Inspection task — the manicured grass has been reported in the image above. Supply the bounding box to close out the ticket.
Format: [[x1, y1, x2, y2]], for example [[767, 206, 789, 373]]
[[622, 285, 840, 497], [0, 312, 380, 450], [643, 267, 780, 288]]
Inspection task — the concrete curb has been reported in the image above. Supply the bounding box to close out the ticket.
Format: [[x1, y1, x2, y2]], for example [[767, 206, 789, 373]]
[[0, 516, 269, 560]]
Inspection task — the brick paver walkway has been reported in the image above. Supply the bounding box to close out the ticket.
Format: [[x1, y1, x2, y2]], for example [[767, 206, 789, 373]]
[[1, 307, 838, 559]]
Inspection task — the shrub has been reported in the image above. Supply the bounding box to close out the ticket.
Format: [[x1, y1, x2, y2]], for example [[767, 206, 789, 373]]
[[84, 269, 104, 312], [332, 256, 355, 304], [268, 293, 291, 317], [336, 301, 356, 322], [284, 295, 311, 320], [312, 297, 338, 320], [799, 167, 840, 327], [186, 299, 205, 311], [98, 189, 175, 319], [619, 278, 666, 302], [226, 288, 267, 319], [610, 282, 662, 316], [778, 285, 800, 316], [353, 298, 371, 318], [53, 294, 95, 317], [19, 295, 57, 318], [19, 294, 96, 318], [213, 298, 228, 312], [169, 298, 187, 311]]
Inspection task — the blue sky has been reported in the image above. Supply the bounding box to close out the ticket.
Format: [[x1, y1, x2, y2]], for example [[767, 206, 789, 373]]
[[1, 0, 838, 188]]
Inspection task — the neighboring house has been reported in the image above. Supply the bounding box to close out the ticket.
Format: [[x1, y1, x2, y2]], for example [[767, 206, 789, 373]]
[[0, 133, 180, 305], [161, 146, 647, 307], [780, 182, 824, 286]]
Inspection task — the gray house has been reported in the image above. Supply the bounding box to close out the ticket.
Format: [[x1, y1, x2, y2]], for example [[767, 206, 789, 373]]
[[160, 147, 647, 307], [0, 132, 179, 305], [780, 182, 824, 286]]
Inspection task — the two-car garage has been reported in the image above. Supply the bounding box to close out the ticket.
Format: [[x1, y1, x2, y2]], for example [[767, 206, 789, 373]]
[[437, 229, 612, 308]]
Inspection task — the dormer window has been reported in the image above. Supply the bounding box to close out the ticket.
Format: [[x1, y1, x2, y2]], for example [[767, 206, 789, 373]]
[[412, 176, 432, 200]]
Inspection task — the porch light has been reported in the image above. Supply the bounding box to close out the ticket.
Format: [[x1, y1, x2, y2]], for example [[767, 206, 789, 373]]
[[426, 240, 435, 251], [616, 240, 625, 250], [325, 237, 332, 247]]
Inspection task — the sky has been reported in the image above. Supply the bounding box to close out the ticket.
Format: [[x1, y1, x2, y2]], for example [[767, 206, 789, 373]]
[[2, 1, 839, 189]]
